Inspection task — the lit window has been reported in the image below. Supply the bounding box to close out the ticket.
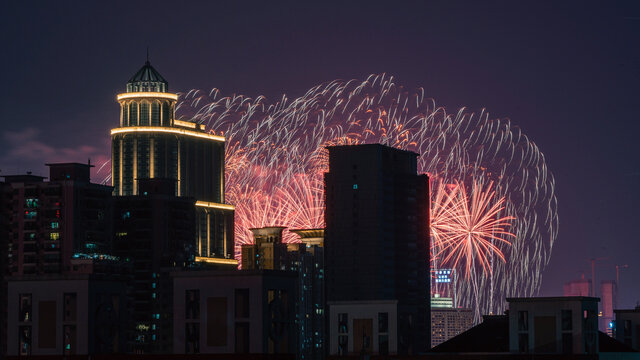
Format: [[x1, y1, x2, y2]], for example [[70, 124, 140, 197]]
[[353, 184, 358, 190], [51, 222, 59, 229], [50, 233, 60, 240], [25, 198, 39, 209]]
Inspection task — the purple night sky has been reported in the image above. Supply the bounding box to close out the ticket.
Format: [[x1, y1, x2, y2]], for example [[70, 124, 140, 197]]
[[2, 1, 639, 307]]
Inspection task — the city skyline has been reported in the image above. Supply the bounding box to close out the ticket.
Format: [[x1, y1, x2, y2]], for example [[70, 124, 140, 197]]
[[1, 0, 639, 310]]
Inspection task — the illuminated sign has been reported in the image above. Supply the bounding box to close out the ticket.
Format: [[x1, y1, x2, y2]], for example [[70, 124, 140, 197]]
[[434, 269, 452, 283]]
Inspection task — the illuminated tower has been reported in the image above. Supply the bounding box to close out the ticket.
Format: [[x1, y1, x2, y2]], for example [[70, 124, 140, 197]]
[[111, 60, 235, 263]]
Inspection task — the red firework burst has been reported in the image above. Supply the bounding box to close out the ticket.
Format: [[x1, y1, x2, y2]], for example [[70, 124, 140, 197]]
[[430, 180, 515, 278]]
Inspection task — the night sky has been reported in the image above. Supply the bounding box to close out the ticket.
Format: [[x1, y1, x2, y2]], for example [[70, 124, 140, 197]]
[[2, 1, 639, 307]]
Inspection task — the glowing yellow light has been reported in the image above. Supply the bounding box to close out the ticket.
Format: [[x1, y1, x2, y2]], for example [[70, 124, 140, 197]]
[[111, 127, 225, 142], [116, 92, 178, 101], [195, 201, 235, 211], [194, 256, 238, 265], [174, 119, 197, 129]]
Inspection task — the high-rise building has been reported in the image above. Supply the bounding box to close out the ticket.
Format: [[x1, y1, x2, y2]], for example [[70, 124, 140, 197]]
[[240, 227, 326, 359], [600, 280, 617, 336], [324, 144, 430, 355], [1, 163, 113, 276], [1, 163, 127, 356], [563, 277, 592, 297], [112, 178, 196, 353], [241, 227, 287, 270], [110, 61, 234, 262], [430, 308, 474, 348], [287, 229, 325, 360]]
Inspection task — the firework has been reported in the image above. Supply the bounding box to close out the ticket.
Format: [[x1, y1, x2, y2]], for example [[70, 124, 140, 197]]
[[430, 180, 515, 278], [156, 74, 556, 320]]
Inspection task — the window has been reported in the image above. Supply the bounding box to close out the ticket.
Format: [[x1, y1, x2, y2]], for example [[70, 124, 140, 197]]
[[378, 312, 388, 333], [19, 294, 32, 322], [518, 333, 529, 353], [19, 326, 31, 355], [50, 233, 60, 240], [518, 311, 528, 331], [63, 293, 77, 322], [338, 335, 348, 356], [517, 311, 529, 353], [51, 222, 59, 229], [235, 289, 250, 318], [235, 322, 250, 353], [185, 290, 200, 319], [25, 198, 39, 208], [562, 333, 572, 354], [24, 211, 37, 219], [338, 313, 348, 333], [561, 310, 572, 331], [378, 312, 389, 355], [185, 323, 200, 354], [63, 325, 76, 355]]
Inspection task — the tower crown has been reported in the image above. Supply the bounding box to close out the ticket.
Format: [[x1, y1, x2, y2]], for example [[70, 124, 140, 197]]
[[126, 61, 168, 93]]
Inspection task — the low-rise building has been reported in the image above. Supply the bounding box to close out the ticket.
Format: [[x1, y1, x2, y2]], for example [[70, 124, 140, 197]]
[[6, 274, 128, 356], [615, 307, 640, 351], [172, 269, 297, 355], [327, 300, 397, 356]]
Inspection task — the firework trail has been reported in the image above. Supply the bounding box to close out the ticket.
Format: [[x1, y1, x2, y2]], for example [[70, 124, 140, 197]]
[[162, 74, 556, 320]]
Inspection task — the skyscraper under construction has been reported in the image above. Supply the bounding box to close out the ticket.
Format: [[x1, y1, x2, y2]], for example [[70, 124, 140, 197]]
[[111, 60, 235, 264]]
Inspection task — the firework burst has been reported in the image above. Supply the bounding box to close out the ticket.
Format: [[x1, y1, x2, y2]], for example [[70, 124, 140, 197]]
[[137, 74, 557, 320], [431, 180, 515, 278]]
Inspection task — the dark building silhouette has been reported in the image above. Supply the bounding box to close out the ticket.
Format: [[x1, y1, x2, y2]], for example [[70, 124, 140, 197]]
[[614, 307, 640, 350], [112, 178, 195, 353], [324, 144, 430, 355], [241, 227, 326, 360], [1, 163, 113, 276], [241, 227, 288, 270], [0, 163, 129, 356], [111, 61, 235, 263], [430, 297, 638, 359], [287, 229, 326, 360]]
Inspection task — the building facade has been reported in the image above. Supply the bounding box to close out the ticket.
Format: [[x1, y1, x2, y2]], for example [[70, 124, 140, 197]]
[[614, 307, 640, 350], [241, 227, 288, 270], [324, 144, 430, 355], [110, 61, 234, 261], [563, 278, 592, 297], [1, 163, 113, 277], [287, 229, 325, 360], [112, 178, 196, 353], [172, 270, 297, 355], [6, 275, 128, 356], [430, 308, 473, 348], [507, 297, 600, 354], [600, 280, 617, 336]]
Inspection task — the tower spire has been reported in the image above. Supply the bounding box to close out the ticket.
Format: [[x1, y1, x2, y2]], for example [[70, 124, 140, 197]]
[[146, 47, 149, 64]]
